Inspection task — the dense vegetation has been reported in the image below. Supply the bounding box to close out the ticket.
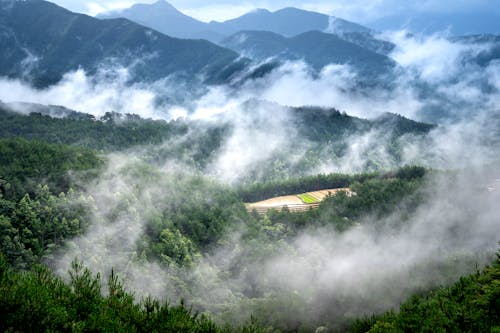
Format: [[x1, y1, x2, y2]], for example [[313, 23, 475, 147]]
[[0, 254, 265, 332], [0, 108, 188, 151], [239, 165, 425, 202], [0, 108, 497, 332], [351, 252, 500, 333], [0, 137, 102, 199], [0, 0, 498, 330], [0, 138, 99, 268], [0, 103, 435, 186]]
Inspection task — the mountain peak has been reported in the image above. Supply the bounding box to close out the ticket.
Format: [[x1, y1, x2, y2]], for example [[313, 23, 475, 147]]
[[250, 8, 270, 15], [131, 0, 177, 12], [151, 0, 175, 9], [0, 0, 242, 86], [275, 7, 322, 15]]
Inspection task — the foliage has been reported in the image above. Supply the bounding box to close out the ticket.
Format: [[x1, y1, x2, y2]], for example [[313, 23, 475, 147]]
[[0, 108, 189, 152], [0, 138, 98, 268], [0, 184, 92, 269], [351, 252, 500, 333], [240, 166, 426, 204], [0, 137, 102, 200], [239, 172, 362, 202], [0, 254, 262, 332], [0, 105, 434, 185]]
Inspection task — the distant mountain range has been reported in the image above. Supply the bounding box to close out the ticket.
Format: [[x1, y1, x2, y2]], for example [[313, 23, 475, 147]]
[[0, 0, 402, 89], [2, 0, 498, 96], [95, 0, 397, 77], [221, 30, 395, 76], [98, 0, 372, 43], [98, 0, 225, 42], [0, 0, 246, 87]]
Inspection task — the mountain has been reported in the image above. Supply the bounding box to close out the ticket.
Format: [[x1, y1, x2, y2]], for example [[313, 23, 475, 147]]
[[98, 2, 373, 42], [221, 30, 396, 76], [324, 16, 374, 34], [0, 0, 244, 87], [288, 106, 434, 143], [209, 7, 372, 37], [338, 32, 395, 55], [1, 99, 435, 154], [97, 0, 224, 42], [210, 7, 324, 37], [0, 100, 92, 119]]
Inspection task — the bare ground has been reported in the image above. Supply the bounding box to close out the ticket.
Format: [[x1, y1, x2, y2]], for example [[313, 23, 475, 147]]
[[246, 188, 352, 214]]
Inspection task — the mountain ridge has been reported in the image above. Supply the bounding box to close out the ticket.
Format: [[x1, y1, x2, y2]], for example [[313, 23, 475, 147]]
[[221, 30, 396, 76], [98, 1, 373, 42], [0, 0, 245, 87]]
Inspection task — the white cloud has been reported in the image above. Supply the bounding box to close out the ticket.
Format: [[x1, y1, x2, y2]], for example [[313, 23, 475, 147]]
[[0, 68, 171, 119]]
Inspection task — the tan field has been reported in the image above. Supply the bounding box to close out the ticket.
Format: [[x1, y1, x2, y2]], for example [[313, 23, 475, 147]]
[[307, 188, 353, 200], [246, 188, 352, 214]]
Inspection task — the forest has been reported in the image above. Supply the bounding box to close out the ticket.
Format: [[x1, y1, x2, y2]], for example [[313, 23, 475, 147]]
[[0, 109, 498, 332]]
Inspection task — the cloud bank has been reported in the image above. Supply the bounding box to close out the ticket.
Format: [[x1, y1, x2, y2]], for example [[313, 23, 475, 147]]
[[0, 24, 497, 330]]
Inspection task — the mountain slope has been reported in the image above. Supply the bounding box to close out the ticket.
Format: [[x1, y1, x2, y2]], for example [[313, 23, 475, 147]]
[[97, 0, 224, 42], [0, 0, 243, 87], [209, 7, 327, 37], [98, 2, 373, 42], [339, 32, 395, 55], [221, 30, 396, 76], [209, 7, 371, 37]]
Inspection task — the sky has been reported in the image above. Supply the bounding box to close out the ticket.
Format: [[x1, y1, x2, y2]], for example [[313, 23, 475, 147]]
[[51, 0, 500, 30]]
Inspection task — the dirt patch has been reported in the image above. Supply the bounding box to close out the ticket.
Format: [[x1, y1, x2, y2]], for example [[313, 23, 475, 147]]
[[246, 188, 352, 214]]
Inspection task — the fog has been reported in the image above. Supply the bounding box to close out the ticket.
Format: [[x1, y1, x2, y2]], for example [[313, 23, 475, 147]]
[[51, 143, 500, 329], [2, 28, 500, 329]]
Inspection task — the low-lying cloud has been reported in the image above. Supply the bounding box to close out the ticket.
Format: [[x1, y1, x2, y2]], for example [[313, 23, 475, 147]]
[[52, 150, 500, 330], [0, 25, 494, 330]]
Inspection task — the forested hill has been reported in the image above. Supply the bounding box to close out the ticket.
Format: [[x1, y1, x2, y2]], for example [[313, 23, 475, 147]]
[[352, 253, 500, 332], [289, 106, 435, 141], [0, 103, 435, 152], [0, 0, 244, 87], [0, 105, 188, 150]]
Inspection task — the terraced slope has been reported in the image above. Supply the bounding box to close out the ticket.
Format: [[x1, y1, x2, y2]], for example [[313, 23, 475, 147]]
[[246, 188, 352, 214]]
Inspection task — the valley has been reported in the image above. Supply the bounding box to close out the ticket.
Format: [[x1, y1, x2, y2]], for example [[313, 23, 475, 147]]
[[0, 0, 499, 332]]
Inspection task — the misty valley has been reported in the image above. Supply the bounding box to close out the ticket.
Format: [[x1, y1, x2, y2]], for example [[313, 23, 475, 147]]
[[0, 0, 499, 332]]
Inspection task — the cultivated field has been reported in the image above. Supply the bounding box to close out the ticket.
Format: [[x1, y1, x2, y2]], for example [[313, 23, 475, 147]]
[[246, 188, 353, 214]]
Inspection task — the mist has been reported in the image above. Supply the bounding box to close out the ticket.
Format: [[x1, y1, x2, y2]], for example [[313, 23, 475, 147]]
[[2, 26, 500, 330], [50, 146, 500, 330]]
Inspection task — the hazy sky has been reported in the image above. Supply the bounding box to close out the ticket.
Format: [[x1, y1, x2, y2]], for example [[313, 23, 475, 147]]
[[51, 0, 500, 24]]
